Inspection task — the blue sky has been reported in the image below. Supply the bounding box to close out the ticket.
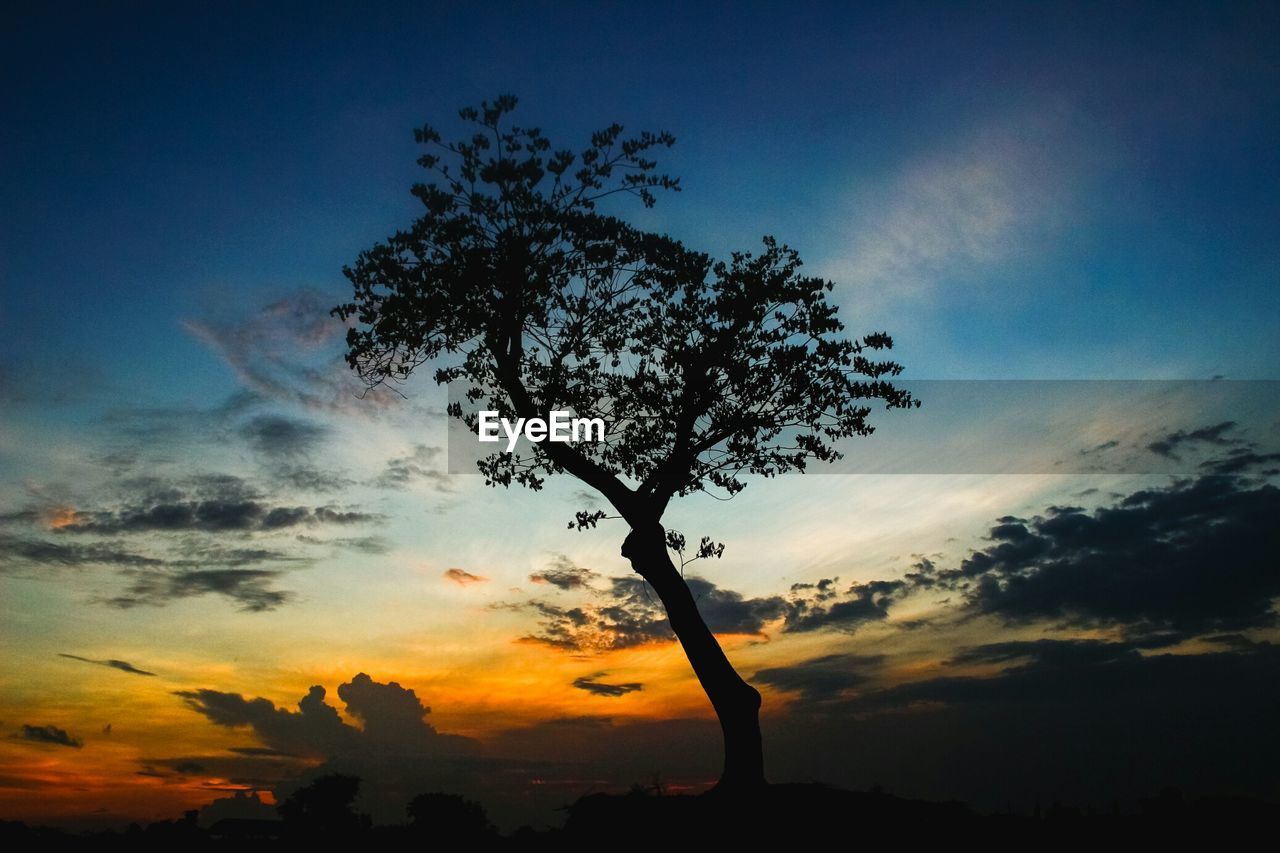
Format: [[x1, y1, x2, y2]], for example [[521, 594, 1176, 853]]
[[5, 1, 1278, 404]]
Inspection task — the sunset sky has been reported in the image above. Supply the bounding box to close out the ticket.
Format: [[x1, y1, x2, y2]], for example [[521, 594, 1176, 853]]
[[2, 1, 1278, 831]]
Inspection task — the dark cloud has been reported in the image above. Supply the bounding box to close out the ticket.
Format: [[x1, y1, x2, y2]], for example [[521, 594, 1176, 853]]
[[0, 534, 165, 569], [0, 473, 368, 611], [1146, 420, 1239, 459], [763, 642, 1280, 811], [227, 746, 298, 757], [58, 653, 156, 677], [1078, 439, 1119, 456], [105, 569, 292, 611], [530, 554, 599, 590], [238, 414, 327, 457], [373, 444, 452, 491], [1198, 447, 1280, 476], [59, 500, 376, 534], [782, 579, 908, 633], [911, 475, 1280, 644], [13, 724, 82, 748], [444, 568, 487, 585], [752, 653, 886, 702], [518, 575, 787, 652], [180, 543, 311, 567], [176, 684, 355, 758], [572, 673, 644, 697], [944, 638, 1140, 668], [176, 675, 477, 760], [138, 752, 301, 789]]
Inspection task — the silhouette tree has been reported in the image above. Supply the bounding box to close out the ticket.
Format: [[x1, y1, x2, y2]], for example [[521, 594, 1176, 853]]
[[335, 96, 917, 788], [407, 792, 495, 839], [277, 773, 370, 836]]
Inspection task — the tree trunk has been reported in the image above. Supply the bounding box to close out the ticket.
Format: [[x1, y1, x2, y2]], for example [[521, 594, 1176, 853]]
[[620, 524, 766, 790]]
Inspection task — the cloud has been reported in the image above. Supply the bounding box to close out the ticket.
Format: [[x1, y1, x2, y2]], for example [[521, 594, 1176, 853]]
[[0, 534, 165, 569], [0, 472, 374, 611], [183, 289, 396, 413], [105, 568, 292, 611], [909, 474, 1280, 644], [177, 674, 477, 760], [782, 579, 908, 633], [572, 673, 643, 697], [100, 392, 260, 446], [272, 466, 355, 493], [330, 536, 390, 554], [13, 724, 82, 748], [174, 675, 719, 828], [517, 575, 788, 652], [373, 444, 452, 491], [57, 653, 156, 677], [238, 414, 328, 457], [529, 554, 599, 590], [752, 653, 886, 703], [1146, 420, 1240, 459], [1198, 447, 1280, 477], [827, 110, 1084, 313], [58, 500, 376, 534], [763, 641, 1280, 811], [444, 568, 488, 586]]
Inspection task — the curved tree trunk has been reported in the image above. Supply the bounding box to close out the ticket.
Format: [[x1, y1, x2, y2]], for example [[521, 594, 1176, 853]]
[[620, 524, 766, 790]]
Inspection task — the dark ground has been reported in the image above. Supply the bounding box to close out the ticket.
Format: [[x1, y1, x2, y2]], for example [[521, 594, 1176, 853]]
[[3, 783, 1277, 848]]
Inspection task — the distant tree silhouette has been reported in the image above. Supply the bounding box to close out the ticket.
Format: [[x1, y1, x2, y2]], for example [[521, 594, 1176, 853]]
[[407, 792, 495, 839], [336, 96, 916, 788], [277, 774, 370, 836]]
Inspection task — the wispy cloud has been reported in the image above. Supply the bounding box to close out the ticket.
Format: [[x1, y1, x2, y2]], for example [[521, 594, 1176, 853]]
[[825, 109, 1090, 316], [183, 289, 397, 414], [444, 568, 488, 586], [58, 653, 157, 677]]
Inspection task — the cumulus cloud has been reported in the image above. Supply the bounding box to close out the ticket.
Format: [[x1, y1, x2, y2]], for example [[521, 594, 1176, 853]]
[[57, 653, 156, 677], [177, 674, 476, 760], [909, 473, 1280, 644], [782, 579, 908, 633]]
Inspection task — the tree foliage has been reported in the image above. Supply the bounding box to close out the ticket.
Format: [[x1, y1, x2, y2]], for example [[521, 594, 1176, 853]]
[[334, 96, 917, 526]]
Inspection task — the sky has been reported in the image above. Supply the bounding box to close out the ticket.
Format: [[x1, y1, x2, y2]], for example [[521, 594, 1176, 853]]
[[1, 0, 1278, 832]]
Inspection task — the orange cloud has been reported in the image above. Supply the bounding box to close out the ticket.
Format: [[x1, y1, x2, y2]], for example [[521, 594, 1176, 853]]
[[444, 568, 488, 586], [45, 506, 82, 529]]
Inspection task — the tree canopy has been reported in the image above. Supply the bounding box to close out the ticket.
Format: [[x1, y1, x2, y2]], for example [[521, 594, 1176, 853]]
[[334, 95, 917, 527]]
